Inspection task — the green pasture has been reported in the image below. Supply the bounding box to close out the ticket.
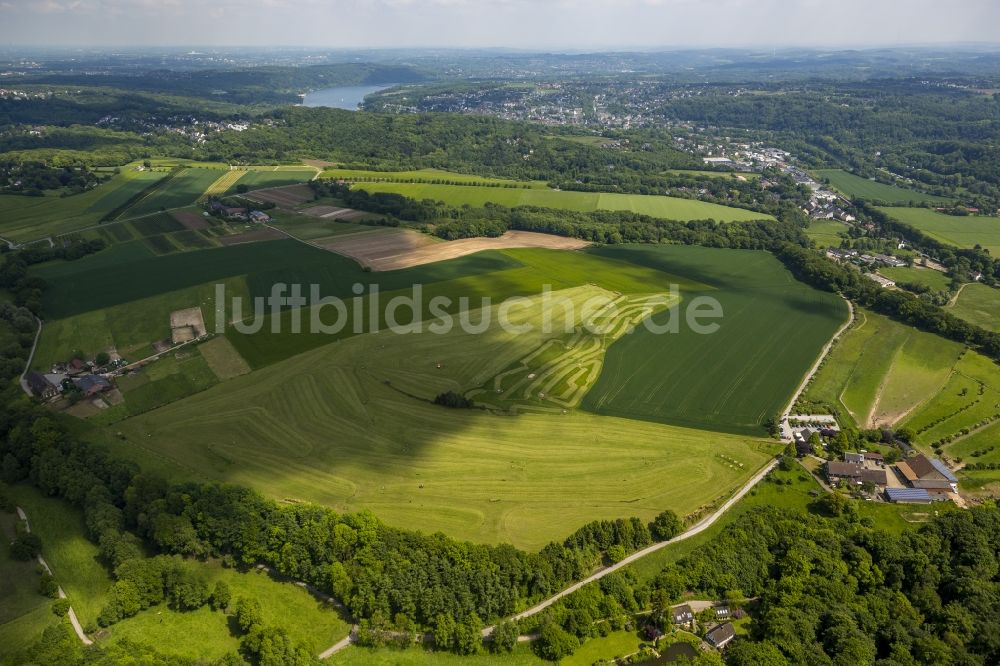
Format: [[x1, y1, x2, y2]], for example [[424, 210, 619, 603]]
[[10, 485, 112, 630], [948, 421, 1000, 467], [902, 352, 1000, 448], [881, 266, 952, 292], [878, 207, 1000, 255], [269, 216, 376, 241], [124, 168, 223, 218], [801, 309, 963, 428], [949, 283, 1000, 332], [33, 239, 519, 320], [0, 169, 165, 242], [224, 168, 317, 194], [0, 507, 56, 659], [353, 182, 773, 222], [581, 245, 848, 435], [805, 219, 850, 247], [815, 169, 949, 204], [33, 277, 247, 370], [106, 561, 349, 660]]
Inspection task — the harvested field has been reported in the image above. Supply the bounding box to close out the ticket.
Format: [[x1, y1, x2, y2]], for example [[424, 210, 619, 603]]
[[244, 185, 312, 209], [321, 229, 591, 271], [172, 210, 210, 230], [218, 228, 285, 245]]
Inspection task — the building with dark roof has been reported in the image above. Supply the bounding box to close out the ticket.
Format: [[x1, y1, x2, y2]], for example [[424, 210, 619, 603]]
[[899, 454, 958, 492], [826, 461, 862, 484], [25, 371, 58, 399], [73, 375, 111, 397], [886, 488, 933, 504], [671, 604, 694, 626], [705, 622, 736, 649]]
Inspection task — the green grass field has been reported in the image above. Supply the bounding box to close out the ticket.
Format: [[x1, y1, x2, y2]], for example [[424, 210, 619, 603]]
[[800, 310, 964, 428], [269, 216, 377, 241], [805, 219, 849, 247], [10, 485, 112, 630], [33, 239, 519, 320], [949, 283, 1000, 332], [581, 245, 848, 434], [106, 561, 350, 660], [224, 168, 318, 194], [815, 170, 950, 204], [0, 169, 166, 242], [562, 630, 645, 665], [353, 182, 772, 222], [881, 266, 953, 292], [101, 301, 777, 549], [32, 277, 248, 370], [0, 507, 56, 660], [878, 207, 1000, 255], [125, 168, 224, 218], [901, 352, 1000, 450]]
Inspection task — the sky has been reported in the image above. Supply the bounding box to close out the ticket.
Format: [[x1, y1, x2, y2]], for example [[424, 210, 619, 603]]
[[1, 0, 999, 50]]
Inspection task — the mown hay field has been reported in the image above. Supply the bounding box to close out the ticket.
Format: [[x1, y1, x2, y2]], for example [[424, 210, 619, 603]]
[[353, 182, 773, 222], [105, 314, 777, 549]]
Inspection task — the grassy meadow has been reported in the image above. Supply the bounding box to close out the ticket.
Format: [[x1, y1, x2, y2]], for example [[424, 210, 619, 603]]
[[880, 266, 953, 292], [125, 168, 224, 217], [878, 207, 1000, 255], [101, 304, 777, 549], [800, 309, 964, 428], [353, 181, 772, 222], [805, 219, 849, 247], [0, 168, 165, 242], [949, 283, 1000, 332], [815, 169, 950, 204], [0, 505, 56, 661]]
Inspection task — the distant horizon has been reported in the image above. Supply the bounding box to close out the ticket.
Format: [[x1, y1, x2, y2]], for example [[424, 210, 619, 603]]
[[2, 0, 999, 51]]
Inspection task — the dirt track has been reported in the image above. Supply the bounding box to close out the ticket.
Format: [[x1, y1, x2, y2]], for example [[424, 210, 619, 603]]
[[322, 229, 591, 271]]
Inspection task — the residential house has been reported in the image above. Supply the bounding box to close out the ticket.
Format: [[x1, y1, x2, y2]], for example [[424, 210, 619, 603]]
[[671, 604, 694, 626], [860, 469, 888, 488], [25, 371, 58, 399], [714, 606, 730, 621], [844, 452, 865, 464], [249, 210, 271, 223], [705, 623, 736, 650], [222, 206, 248, 220], [826, 461, 863, 485]]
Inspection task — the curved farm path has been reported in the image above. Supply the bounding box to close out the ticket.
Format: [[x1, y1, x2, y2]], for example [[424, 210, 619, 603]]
[[15, 506, 93, 646], [780, 298, 855, 438], [318, 458, 779, 658], [17, 315, 43, 397]]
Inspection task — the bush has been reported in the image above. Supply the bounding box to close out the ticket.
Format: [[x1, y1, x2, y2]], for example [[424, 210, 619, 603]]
[[10, 532, 42, 561], [51, 598, 71, 617], [649, 509, 683, 541]]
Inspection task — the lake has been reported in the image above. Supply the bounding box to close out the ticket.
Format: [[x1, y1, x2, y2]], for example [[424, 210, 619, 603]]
[[301, 85, 394, 110]]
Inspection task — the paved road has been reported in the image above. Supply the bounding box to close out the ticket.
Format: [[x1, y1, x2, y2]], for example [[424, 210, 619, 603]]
[[16, 507, 93, 646], [780, 298, 855, 440], [481, 459, 780, 635]]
